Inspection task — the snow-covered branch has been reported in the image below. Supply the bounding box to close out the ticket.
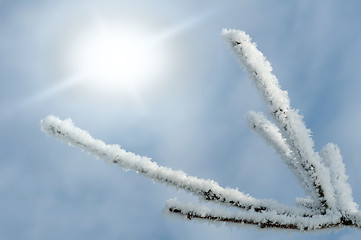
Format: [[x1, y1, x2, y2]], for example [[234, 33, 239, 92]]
[[40, 115, 312, 217], [222, 29, 336, 212], [166, 199, 344, 231], [246, 111, 293, 166], [40, 29, 361, 231], [320, 143, 358, 213]]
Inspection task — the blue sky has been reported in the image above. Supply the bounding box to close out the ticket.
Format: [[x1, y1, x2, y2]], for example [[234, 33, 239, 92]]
[[1, 0, 361, 239]]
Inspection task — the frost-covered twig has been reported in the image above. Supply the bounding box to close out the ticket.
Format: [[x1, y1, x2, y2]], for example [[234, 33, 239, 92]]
[[246, 111, 294, 168], [40, 29, 361, 231], [320, 143, 358, 213], [40, 115, 313, 217], [166, 199, 345, 231], [222, 29, 336, 212]]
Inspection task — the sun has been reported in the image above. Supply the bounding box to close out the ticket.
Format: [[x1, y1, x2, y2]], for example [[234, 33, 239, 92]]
[[66, 22, 165, 95]]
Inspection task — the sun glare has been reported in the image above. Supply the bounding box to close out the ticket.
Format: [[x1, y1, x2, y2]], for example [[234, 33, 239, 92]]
[[67, 23, 165, 95]]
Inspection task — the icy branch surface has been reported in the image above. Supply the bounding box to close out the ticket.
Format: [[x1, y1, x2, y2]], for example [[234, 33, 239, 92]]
[[40, 29, 361, 231]]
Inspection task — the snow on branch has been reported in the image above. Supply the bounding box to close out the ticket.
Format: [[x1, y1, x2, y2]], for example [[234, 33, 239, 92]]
[[222, 29, 335, 212], [320, 143, 358, 213], [40, 29, 361, 231], [166, 199, 343, 231], [40, 115, 313, 217], [246, 111, 293, 165]]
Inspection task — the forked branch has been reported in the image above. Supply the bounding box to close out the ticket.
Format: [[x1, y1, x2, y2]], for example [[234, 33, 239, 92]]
[[40, 29, 360, 231]]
